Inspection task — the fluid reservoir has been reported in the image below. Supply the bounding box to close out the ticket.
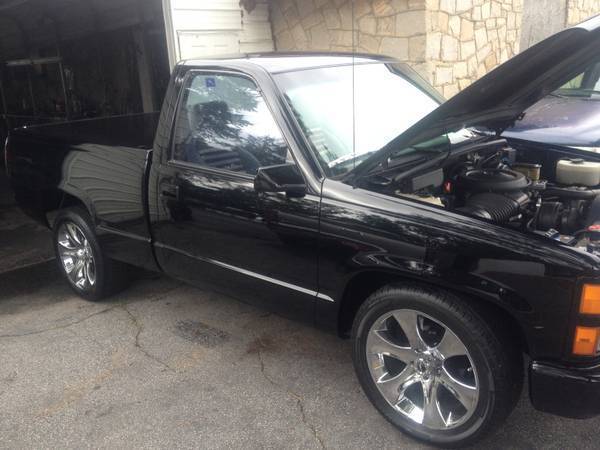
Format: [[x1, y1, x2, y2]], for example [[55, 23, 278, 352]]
[[556, 159, 600, 187]]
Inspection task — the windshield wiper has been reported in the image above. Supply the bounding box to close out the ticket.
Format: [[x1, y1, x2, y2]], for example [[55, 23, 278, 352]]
[[357, 153, 447, 186], [347, 146, 445, 186], [328, 150, 378, 168], [470, 127, 495, 136]]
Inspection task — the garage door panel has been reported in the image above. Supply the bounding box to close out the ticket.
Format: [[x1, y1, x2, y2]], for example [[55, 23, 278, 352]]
[[178, 32, 239, 59], [164, 0, 274, 66], [173, 0, 239, 10], [172, 10, 241, 31]]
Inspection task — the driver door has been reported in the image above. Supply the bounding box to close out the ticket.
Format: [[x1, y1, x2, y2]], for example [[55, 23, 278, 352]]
[[152, 70, 320, 322]]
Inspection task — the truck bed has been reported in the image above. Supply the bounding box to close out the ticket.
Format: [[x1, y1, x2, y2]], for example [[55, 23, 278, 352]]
[[11, 113, 158, 149], [6, 113, 160, 270]]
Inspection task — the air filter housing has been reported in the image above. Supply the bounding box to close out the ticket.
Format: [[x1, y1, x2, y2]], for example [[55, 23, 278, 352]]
[[457, 192, 521, 222], [455, 168, 529, 192]]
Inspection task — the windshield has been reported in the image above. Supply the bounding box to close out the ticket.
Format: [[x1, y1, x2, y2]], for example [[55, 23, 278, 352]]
[[275, 63, 442, 176]]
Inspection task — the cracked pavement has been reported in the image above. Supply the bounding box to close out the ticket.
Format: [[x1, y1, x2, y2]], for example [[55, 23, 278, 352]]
[[2, 262, 600, 449]]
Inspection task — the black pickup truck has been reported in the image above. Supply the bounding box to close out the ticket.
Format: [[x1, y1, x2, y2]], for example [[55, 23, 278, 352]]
[[5, 16, 600, 447]]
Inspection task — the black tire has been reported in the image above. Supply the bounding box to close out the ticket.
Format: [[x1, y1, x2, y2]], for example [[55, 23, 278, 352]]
[[351, 284, 523, 448], [53, 207, 128, 301]]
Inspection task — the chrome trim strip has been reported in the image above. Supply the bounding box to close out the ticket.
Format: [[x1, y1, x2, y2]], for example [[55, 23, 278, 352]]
[[96, 225, 151, 243], [316, 292, 335, 302], [154, 242, 334, 302]]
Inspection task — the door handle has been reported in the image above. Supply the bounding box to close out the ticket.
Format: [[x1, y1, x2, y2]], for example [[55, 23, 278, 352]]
[[161, 184, 180, 200]]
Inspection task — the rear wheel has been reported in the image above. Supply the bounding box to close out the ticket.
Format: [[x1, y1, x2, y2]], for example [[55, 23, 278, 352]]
[[352, 284, 522, 447], [53, 208, 127, 301]]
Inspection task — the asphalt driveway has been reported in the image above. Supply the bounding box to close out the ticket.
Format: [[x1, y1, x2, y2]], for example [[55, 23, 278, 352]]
[[1, 170, 598, 449], [1, 259, 599, 449]]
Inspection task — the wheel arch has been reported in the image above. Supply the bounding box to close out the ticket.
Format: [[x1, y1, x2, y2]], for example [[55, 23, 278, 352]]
[[337, 270, 530, 355], [46, 190, 94, 229]]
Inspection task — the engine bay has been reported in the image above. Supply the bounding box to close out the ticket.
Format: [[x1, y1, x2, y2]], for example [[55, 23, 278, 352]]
[[364, 138, 600, 254]]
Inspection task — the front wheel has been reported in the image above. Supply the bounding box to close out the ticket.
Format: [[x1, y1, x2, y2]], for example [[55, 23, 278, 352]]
[[352, 284, 522, 447], [53, 207, 127, 301]]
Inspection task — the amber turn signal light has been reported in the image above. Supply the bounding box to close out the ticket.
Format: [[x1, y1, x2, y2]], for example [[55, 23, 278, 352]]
[[580, 284, 600, 314], [573, 326, 600, 355]]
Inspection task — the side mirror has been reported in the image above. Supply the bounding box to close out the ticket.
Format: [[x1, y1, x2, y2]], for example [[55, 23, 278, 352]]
[[254, 163, 307, 198]]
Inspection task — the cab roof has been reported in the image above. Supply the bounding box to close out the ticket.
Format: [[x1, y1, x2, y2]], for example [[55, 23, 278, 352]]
[[181, 52, 398, 74]]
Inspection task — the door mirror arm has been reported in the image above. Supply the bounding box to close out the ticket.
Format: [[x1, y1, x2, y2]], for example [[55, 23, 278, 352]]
[[254, 163, 307, 198]]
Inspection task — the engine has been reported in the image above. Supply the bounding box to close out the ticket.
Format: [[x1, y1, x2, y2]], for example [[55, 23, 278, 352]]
[[452, 162, 600, 238], [454, 168, 530, 223], [394, 142, 600, 251]]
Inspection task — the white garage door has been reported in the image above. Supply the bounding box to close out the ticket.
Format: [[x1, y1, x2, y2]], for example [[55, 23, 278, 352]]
[[162, 0, 274, 67], [178, 32, 239, 59]]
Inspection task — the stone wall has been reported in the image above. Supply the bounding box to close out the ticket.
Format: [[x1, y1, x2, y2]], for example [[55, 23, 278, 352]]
[[269, 0, 597, 98], [427, 1, 523, 98], [269, 0, 430, 78], [270, 0, 523, 96], [566, 0, 600, 25]]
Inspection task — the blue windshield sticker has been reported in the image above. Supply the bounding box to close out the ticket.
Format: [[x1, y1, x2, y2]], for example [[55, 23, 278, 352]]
[[205, 77, 216, 88]]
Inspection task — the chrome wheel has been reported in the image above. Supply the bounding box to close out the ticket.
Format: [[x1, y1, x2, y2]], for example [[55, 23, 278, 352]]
[[57, 222, 96, 290], [366, 309, 478, 430]]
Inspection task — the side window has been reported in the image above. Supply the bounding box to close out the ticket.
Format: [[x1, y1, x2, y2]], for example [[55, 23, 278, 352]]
[[592, 62, 600, 90], [172, 72, 289, 175], [561, 73, 584, 90]]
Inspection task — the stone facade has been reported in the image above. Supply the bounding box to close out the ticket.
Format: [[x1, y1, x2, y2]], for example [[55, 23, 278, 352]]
[[269, 0, 429, 76], [427, 0, 523, 98], [270, 0, 522, 96], [566, 0, 600, 25], [270, 0, 598, 97]]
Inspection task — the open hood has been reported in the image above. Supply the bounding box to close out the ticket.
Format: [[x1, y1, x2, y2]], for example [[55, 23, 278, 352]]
[[348, 14, 600, 180]]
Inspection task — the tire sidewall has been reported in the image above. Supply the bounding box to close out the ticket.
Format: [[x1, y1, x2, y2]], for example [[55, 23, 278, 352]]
[[53, 208, 106, 301], [352, 287, 499, 447]]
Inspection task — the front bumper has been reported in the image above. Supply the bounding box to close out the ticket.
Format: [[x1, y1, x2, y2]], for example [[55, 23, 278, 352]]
[[530, 360, 600, 419]]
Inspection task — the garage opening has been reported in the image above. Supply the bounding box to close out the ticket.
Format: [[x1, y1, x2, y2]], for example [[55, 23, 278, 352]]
[[0, 0, 278, 273], [0, 0, 170, 272], [0, 0, 170, 148]]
